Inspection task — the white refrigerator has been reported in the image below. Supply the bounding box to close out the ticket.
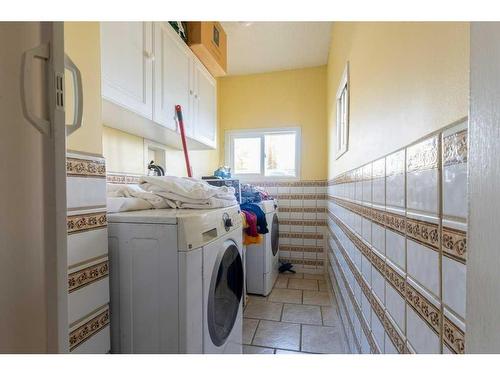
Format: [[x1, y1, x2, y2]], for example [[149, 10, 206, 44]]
[[0, 22, 83, 353]]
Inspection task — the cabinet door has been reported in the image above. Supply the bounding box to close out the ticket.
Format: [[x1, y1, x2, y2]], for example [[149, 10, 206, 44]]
[[101, 22, 153, 119], [193, 61, 217, 148], [153, 23, 192, 134]]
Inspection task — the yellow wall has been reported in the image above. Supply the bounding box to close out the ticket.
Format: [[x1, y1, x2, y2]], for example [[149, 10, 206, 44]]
[[102, 126, 219, 177], [64, 22, 103, 155], [218, 66, 328, 180], [327, 22, 469, 178]]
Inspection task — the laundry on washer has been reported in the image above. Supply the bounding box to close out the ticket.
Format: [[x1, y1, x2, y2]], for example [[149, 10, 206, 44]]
[[241, 210, 262, 245], [240, 203, 269, 234], [107, 176, 238, 212], [240, 183, 273, 204]]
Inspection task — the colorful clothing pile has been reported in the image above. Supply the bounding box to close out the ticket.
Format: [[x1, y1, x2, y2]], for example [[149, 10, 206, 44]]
[[240, 203, 269, 245], [241, 211, 262, 245], [240, 184, 273, 204]]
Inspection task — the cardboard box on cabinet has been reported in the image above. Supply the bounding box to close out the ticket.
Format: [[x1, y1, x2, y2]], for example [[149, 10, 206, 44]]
[[187, 21, 227, 77]]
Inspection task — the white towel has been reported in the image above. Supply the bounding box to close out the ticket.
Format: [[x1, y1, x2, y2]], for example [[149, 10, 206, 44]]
[[106, 177, 237, 212], [138, 176, 237, 209], [107, 197, 153, 213], [139, 176, 236, 200]]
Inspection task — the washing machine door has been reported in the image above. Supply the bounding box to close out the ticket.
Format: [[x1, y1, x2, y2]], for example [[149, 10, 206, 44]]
[[271, 213, 279, 256], [207, 241, 243, 347]]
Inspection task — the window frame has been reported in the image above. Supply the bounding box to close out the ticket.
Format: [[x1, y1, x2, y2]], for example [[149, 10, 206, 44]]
[[225, 127, 301, 181], [336, 62, 350, 159]]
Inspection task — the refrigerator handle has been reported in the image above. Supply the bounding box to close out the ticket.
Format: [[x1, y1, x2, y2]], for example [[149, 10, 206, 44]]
[[64, 54, 83, 135], [21, 43, 51, 135]]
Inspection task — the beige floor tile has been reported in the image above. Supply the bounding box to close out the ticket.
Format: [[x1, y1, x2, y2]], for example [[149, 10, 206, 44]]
[[302, 290, 333, 306], [287, 278, 319, 291], [301, 325, 345, 354], [243, 318, 259, 344], [318, 280, 329, 291], [243, 345, 275, 354], [244, 300, 283, 321], [252, 320, 301, 351], [282, 304, 322, 325], [275, 349, 308, 354], [321, 306, 341, 327], [247, 294, 267, 303], [274, 277, 288, 289], [303, 273, 326, 281], [278, 272, 303, 279], [268, 288, 303, 304]]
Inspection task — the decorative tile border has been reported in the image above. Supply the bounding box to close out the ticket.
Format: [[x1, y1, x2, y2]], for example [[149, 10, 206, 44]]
[[332, 194, 466, 260], [69, 307, 110, 351], [67, 157, 106, 178], [443, 316, 466, 354], [67, 212, 107, 234], [275, 193, 327, 200], [405, 282, 441, 334], [329, 196, 406, 235], [279, 232, 323, 240], [68, 260, 109, 293], [406, 218, 440, 251], [278, 207, 326, 213], [386, 150, 406, 176], [107, 173, 142, 184], [443, 130, 468, 167], [279, 245, 324, 253], [330, 196, 442, 252], [442, 227, 467, 263], [245, 180, 327, 187], [407, 136, 439, 173], [280, 219, 326, 227]]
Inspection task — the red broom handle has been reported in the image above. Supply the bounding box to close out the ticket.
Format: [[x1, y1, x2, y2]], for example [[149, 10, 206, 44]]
[[175, 105, 193, 177]]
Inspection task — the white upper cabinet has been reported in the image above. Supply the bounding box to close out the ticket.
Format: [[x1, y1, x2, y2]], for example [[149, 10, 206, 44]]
[[100, 22, 217, 150], [153, 23, 192, 134], [193, 62, 217, 148], [101, 22, 153, 119]]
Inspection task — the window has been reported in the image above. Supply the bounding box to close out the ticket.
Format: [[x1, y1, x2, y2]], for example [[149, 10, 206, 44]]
[[225, 127, 301, 179], [336, 62, 349, 159]]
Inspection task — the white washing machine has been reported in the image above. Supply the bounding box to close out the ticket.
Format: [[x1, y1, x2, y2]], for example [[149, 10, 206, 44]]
[[107, 206, 244, 354], [245, 200, 280, 296]]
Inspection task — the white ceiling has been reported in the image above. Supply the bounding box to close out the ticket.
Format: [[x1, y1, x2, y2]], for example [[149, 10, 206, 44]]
[[221, 22, 332, 76]]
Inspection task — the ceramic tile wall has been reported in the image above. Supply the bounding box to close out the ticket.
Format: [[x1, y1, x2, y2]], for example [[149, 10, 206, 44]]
[[247, 180, 328, 274], [66, 153, 110, 353], [326, 120, 468, 354]]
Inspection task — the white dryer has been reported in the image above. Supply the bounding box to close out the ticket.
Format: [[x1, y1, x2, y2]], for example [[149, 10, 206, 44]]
[[108, 206, 243, 354], [245, 200, 280, 296]]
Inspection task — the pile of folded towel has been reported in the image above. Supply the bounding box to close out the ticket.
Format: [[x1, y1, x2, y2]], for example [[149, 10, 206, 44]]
[[107, 176, 238, 213]]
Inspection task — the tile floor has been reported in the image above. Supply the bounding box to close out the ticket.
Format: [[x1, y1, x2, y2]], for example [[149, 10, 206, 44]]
[[243, 272, 348, 354]]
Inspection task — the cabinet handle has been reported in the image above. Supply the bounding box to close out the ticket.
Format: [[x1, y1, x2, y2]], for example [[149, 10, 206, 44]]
[[189, 89, 193, 95], [144, 51, 155, 61], [194, 94, 198, 99]]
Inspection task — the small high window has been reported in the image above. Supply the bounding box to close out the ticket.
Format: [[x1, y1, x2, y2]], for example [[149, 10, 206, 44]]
[[336, 62, 349, 159]]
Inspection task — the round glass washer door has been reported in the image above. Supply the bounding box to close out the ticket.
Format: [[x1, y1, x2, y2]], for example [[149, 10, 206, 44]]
[[271, 213, 279, 256], [207, 241, 243, 347]]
